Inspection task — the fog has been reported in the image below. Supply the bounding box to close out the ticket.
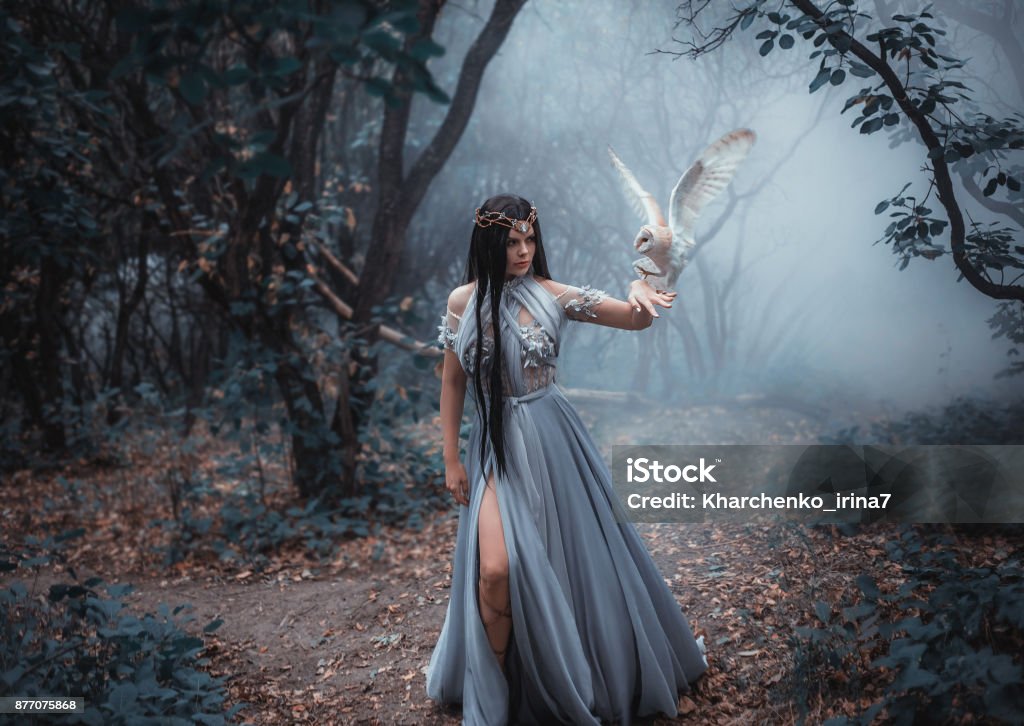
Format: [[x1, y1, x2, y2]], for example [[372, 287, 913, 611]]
[[402, 0, 1023, 418]]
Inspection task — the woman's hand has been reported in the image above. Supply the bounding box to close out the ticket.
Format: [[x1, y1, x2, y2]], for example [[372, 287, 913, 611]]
[[445, 460, 470, 506], [627, 278, 677, 319]]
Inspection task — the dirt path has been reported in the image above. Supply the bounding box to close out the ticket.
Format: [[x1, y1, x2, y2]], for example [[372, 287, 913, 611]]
[[11, 517, 882, 725], [3, 399, 896, 724]]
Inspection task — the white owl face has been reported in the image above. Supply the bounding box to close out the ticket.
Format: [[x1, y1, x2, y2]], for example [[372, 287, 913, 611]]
[[635, 225, 673, 252]]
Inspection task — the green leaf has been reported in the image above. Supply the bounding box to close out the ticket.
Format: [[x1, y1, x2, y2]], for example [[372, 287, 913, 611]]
[[48, 583, 69, 601], [223, 65, 252, 85], [849, 61, 874, 77], [109, 54, 139, 80], [759, 39, 774, 56], [895, 665, 940, 691], [809, 68, 831, 93], [740, 11, 756, 30], [830, 68, 846, 85], [861, 117, 884, 134], [105, 682, 139, 712], [841, 602, 875, 621], [779, 34, 794, 49], [857, 574, 881, 599], [238, 152, 292, 179], [409, 38, 445, 61], [814, 600, 831, 623], [364, 77, 391, 98], [56, 527, 86, 542], [249, 130, 276, 147], [272, 57, 302, 76], [1, 665, 25, 688], [179, 71, 207, 105], [874, 200, 890, 214], [363, 28, 401, 55]]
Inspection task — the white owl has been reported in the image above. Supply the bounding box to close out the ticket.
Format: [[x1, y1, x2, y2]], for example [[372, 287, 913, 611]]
[[609, 128, 757, 289]]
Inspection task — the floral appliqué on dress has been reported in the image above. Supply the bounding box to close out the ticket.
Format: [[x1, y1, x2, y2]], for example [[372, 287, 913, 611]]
[[437, 278, 606, 382], [519, 320, 556, 368], [436, 309, 496, 376], [562, 285, 608, 319], [437, 314, 458, 351]]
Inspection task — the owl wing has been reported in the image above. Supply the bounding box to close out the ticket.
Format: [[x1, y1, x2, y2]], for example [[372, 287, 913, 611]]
[[608, 145, 666, 227], [667, 128, 757, 281]]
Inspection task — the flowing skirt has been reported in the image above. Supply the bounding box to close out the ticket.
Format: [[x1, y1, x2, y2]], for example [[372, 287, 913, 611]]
[[425, 384, 708, 725]]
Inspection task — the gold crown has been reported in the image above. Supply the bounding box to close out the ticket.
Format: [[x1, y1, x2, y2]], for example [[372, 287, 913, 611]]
[[474, 206, 537, 233]]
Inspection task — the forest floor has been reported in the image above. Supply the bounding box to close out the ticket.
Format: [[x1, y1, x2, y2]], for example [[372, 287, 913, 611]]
[[3, 393, 1020, 725]]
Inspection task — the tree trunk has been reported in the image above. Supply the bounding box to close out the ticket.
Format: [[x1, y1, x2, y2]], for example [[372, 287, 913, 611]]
[[272, 351, 334, 499], [354, 0, 530, 323], [36, 255, 67, 451], [107, 221, 150, 425]]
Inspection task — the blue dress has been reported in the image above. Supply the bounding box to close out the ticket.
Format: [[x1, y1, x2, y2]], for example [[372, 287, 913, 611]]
[[426, 274, 708, 725]]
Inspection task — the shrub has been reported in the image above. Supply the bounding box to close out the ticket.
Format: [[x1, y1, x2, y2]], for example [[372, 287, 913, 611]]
[[0, 537, 244, 725], [789, 525, 1024, 724]]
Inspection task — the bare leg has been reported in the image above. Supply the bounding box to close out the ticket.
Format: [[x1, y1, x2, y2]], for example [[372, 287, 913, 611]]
[[478, 469, 512, 672]]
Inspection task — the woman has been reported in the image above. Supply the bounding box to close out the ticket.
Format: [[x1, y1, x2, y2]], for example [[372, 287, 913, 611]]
[[426, 194, 708, 725]]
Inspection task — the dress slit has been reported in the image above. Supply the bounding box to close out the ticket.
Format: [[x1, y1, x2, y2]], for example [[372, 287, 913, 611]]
[[473, 459, 516, 668]]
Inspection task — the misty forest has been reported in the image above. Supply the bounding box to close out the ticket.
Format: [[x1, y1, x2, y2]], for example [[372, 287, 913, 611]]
[[2, 0, 1023, 723]]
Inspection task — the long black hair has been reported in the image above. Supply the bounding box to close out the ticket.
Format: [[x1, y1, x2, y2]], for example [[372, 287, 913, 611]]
[[464, 194, 551, 481]]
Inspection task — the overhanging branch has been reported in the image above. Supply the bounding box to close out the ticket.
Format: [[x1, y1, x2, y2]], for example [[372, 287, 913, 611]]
[[790, 0, 1023, 302]]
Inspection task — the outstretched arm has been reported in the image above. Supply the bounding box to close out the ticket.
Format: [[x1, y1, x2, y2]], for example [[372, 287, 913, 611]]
[[542, 278, 676, 331]]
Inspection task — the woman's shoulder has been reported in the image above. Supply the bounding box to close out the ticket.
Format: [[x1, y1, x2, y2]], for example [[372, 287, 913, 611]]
[[447, 282, 475, 317], [532, 275, 572, 299]]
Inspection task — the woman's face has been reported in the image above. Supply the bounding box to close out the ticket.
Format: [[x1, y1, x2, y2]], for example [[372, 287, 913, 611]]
[[505, 223, 536, 279]]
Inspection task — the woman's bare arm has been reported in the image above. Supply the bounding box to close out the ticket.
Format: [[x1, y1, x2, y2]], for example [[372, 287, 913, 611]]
[[539, 277, 676, 331], [439, 286, 472, 505], [440, 348, 468, 467]]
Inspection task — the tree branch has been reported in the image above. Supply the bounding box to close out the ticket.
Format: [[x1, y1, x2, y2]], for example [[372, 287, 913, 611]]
[[959, 169, 1024, 231], [789, 0, 1023, 301]]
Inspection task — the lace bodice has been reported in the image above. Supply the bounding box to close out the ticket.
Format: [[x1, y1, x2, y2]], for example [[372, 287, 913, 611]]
[[436, 275, 608, 399]]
